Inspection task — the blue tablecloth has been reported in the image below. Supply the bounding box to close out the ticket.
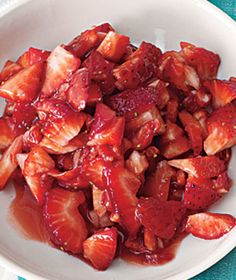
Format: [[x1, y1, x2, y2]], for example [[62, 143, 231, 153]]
[[18, 1, 236, 280]]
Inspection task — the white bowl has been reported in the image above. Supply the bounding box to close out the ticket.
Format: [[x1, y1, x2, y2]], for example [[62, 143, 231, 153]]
[[0, 0, 235, 279]]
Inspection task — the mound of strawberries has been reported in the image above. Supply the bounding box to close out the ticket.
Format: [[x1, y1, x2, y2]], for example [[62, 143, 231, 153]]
[[0, 22, 235, 270]]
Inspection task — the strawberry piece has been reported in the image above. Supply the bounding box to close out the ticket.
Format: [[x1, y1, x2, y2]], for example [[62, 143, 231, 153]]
[[204, 79, 236, 108], [106, 86, 166, 121], [183, 180, 218, 210], [104, 166, 141, 236], [44, 188, 88, 253], [23, 124, 43, 150], [0, 60, 22, 82], [136, 197, 186, 239], [93, 23, 115, 33], [180, 42, 220, 80], [0, 117, 17, 149], [185, 212, 235, 240], [41, 45, 80, 97], [204, 104, 236, 155], [143, 161, 176, 201], [168, 156, 225, 179], [148, 79, 170, 109], [158, 51, 200, 91], [83, 227, 117, 270], [87, 103, 125, 146], [179, 110, 203, 155], [126, 151, 148, 176], [159, 121, 191, 159], [113, 42, 161, 90], [193, 110, 208, 139], [37, 99, 87, 146], [183, 88, 211, 113], [0, 135, 23, 189], [87, 83, 102, 106], [92, 186, 107, 217], [144, 228, 157, 251], [0, 62, 44, 102], [17, 47, 50, 68], [166, 98, 179, 123], [213, 172, 232, 194], [82, 51, 115, 94], [66, 68, 90, 111], [97, 31, 130, 62]]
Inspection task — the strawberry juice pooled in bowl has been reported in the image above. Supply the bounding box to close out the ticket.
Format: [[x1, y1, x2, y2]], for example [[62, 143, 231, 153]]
[[0, 22, 235, 271]]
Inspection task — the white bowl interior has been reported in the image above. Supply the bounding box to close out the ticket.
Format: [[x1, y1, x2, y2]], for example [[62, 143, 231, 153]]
[[0, 0, 235, 279]]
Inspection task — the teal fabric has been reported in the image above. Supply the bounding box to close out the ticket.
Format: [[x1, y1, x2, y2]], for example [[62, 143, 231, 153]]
[[17, 1, 236, 280]]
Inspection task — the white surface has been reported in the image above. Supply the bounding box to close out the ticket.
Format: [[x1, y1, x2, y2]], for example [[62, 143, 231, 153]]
[[0, 0, 236, 280]]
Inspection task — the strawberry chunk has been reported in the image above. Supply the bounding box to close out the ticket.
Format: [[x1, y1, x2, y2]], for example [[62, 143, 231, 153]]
[[17, 47, 50, 68], [113, 42, 161, 90], [126, 151, 149, 176], [180, 42, 220, 80], [44, 188, 88, 253], [148, 79, 170, 109], [183, 88, 211, 113], [104, 166, 141, 236], [0, 135, 23, 189], [0, 62, 44, 102], [86, 83, 102, 106], [185, 212, 235, 239], [213, 172, 232, 194], [66, 68, 90, 111], [93, 23, 115, 33], [168, 156, 225, 179], [143, 160, 176, 201], [82, 51, 115, 94], [179, 110, 203, 155], [23, 124, 43, 151], [204, 79, 236, 108], [41, 45, 80, 97], [97, 31, 130, 62], [0, 117, 17, 149], [0, 60, 22, 82], [87, 103, 125, 146], [204, 104, 236, 155], [83, 227, 117, 270], [136, 197, 186, 239]]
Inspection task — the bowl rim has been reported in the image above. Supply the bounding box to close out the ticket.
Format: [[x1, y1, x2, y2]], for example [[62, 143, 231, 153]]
[[0, 0, 235, 279]]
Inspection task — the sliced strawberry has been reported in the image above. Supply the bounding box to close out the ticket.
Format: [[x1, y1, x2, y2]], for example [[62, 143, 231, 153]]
[[0, 117, 17, 149], [17, 47, 50, 68], [113, 42, 161, 90], [168, 156, 225, 179], [179, 110, 203, 155], [82, 51, 115, 94], [185, 212, 235, 239], [44, 188, 88, 253], [0, 135, 23, 189], [66, 68, 90, 111], [37, 99, 87, 146], [87, 83, 102, 106], [106, 86, 165, 121], [104, 166, 141, 236], [136, 197, 186, 239], [213, 172, 232, 194], [0, 62, 44, 102], [87, 103, 125, 146], [23, 123, 43, 150], [180, 42, 220, 80], [83, 227, 117, 270], [93, 23, 115, 33], [97, 31, 130, 62], [41, 45, 80, 97], [143, 160, 176, 201], [204, 103, 236, 155], [0, 60, 22, 82], [183, 179, 218, 210], [126, 151, 148, 176], [204, 79, 236, 108]]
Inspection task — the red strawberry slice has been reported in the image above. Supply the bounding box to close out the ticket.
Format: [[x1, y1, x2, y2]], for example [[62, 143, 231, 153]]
[[204, 103, 236, 155], [43, 188, 88, 253], [168, 156, 225, 178], [185, 212, 235, 239], [136, 197, 186, 239], [0, 117, 17, 149], [97, 31, 130, 62], [83, 227, 117, 270], [87, 103, 125, 146], [204, 79, 236, 108], [179, 110, 203, 156], [41, 45, 80, 97], [17, 47, 50, 68], [93, 22, 115, 33], [104, 166, 141, 236], [183, 180, 218, 210], [143, 160, 176, 201], [113, 42, 161, 90], [0, 135, 23, 189], [66, 68, 90, 111], [0, 62, 44, 102], [82, 51, 116, 94], [180, 42, 220, 80], [0, 60, 22, 82], [126, 150, 149, 176], [23, 123, 43, 151]]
